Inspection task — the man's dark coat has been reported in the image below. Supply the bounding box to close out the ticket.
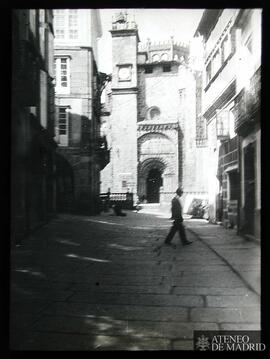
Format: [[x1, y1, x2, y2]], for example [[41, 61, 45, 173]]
[[171, 196, 184, 221]]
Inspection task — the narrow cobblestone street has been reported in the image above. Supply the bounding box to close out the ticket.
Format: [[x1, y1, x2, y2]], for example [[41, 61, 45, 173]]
[[10, 210, 260, 350]]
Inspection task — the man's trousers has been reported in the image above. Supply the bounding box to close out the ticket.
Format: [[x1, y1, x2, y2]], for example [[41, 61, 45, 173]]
[[165, 219, 188, 244]]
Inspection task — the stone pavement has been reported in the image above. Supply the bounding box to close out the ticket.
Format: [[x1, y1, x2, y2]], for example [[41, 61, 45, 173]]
[[184, 219, 260, 297], [9, 209, 260, 350]]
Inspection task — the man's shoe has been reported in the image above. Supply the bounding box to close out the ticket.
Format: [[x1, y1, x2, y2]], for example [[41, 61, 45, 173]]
[[183, 241, 192, 246]]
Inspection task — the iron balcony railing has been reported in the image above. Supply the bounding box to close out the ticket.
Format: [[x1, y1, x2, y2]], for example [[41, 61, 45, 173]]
[[233, 68, 261, 132]]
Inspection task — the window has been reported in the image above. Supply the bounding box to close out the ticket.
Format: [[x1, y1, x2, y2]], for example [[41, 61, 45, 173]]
[[54, 10, 66, 39], [69, 29, 78, 39], [229, 108, 236, 138], [228, 171, 239, 200], [68, 9, 78, 39], [69, 10, 78, 26], [59, 107, 68, 135], [152, 54, 160, 62], [147, 106, 161, 121], [161, 53, 168, 61], [55, 29, 65, 39], [230, 27, 237, 53], [245, 35, 253, 54], [58, 106, 69, 146], [206, 25, 235, 88], [54, 57, 70, 94], [54, 9, 65, 15], [54, 9, 79, 41], [163, 65, 171, 72], [54, 10, 65, 26], [212, 50, 221, 76], [206, 62, 212, 84], [60, 58, 68, 87], [145, 67, 153, 74], [216, 109, 230, 139], [221, 34, 231, 62]]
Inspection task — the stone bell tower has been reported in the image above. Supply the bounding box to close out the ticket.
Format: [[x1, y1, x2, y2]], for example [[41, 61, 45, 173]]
[[109, 11, 139, 194]]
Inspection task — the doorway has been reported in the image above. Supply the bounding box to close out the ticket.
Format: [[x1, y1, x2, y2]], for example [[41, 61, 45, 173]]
[[146, 168, 162, 203]]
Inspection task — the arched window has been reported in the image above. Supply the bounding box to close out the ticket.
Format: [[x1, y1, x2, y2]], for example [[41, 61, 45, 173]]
[[147, 106, 161, 121], [161, 53, 168, 61], [152, 54, 160, 62]]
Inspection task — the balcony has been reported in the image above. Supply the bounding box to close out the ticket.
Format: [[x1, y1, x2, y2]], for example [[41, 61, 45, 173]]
[[233, 68, 261, 134], [196, 115, 208, 147], [216, 109, 230, 141]]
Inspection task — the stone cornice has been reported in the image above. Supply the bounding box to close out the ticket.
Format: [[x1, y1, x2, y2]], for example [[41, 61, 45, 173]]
[[110, 29, 138, 35], [137, 60, 180, 67], [137, 122, 179, 131], [110, 29, 139, 42]]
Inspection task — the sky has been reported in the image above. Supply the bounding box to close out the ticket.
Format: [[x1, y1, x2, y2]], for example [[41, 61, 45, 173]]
[[97, 8, 204, 73]]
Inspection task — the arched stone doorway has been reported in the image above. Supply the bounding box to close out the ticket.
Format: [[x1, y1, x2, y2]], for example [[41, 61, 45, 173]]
[[137, 132, 178, 203], [138, 158, 166, 203], [146, 168, 163, 203]]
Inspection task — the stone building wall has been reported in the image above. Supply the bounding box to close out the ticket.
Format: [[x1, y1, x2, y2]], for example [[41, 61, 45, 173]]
[[54, 46, 101, 214], [11, 10, 57, 244], [110, 92, 138, 193], [101, 13, 209, 207], [138, 64, 181, 122]]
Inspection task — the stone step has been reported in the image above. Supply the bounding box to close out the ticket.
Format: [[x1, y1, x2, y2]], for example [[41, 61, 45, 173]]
[[139, 203, 163, 213], [140, 203, 160, 208]]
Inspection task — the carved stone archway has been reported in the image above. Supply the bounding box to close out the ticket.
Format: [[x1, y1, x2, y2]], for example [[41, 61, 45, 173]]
[[137, 131, 179, 200], [137, 157, 166, 202]]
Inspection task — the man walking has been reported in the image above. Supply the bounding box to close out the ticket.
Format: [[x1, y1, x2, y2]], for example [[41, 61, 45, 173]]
[[164, 187, 192, 246]]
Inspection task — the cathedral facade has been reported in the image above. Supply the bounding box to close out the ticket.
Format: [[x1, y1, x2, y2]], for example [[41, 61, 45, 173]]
[[101, 12, 208, 209]]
